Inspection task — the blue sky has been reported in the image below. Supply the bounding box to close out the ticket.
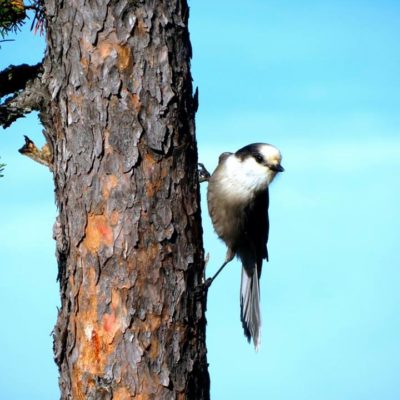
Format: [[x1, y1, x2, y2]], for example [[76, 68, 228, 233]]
[[1, 1, 400, 399]]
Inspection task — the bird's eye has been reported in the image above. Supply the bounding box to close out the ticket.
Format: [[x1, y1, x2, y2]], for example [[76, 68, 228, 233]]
[[254, 154, 264, 164]]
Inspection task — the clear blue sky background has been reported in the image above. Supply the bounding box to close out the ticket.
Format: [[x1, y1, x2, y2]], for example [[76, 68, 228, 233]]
[[1, 1, 399, 399]]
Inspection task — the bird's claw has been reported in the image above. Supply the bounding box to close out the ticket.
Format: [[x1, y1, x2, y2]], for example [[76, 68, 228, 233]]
[[198, 163, 211, 183], [194, 278, 213, 300], [204, 278, 213, 288]]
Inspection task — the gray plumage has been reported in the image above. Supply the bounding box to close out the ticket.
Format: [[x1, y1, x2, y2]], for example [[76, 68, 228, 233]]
[[207, 143, 284, 349]]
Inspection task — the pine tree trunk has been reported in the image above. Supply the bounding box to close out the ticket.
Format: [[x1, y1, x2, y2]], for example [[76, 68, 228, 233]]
[[41, 1, 209, 398]]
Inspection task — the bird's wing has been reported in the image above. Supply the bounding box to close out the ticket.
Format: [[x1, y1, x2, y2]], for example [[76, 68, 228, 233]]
[[238, 188, 268, 350], [244, 188, 269, 275]]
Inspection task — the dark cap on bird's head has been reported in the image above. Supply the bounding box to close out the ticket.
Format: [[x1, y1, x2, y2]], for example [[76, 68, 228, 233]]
[[235, 143, 284, 173]]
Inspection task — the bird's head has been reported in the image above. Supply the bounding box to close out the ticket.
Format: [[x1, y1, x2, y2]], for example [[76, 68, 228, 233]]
[[235, 143, 284, 188]]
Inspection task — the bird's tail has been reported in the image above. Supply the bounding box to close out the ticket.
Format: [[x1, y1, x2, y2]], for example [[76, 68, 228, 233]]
[[240, 265, 261, 350]]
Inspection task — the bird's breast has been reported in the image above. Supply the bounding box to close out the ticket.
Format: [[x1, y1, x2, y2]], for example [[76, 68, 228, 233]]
[[208, 175, 255, 249]]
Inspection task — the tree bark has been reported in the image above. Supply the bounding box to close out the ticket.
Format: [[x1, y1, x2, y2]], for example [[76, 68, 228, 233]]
[[40, 1, 209, 398]]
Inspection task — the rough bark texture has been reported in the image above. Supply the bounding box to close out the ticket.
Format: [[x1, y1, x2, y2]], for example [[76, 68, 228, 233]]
[[40, 1, 209, 399]]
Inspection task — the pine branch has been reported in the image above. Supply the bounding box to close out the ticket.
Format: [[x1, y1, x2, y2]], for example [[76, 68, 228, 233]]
[[18, 135, 52, 168], [0, 73, 45, 128], [0, 62, 42, 98]]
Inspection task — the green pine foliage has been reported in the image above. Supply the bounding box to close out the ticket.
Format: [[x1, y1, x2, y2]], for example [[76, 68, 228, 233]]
[[0, 157, 5, 178], [0, 0, 26, 38], [0, 1, 46, 40]]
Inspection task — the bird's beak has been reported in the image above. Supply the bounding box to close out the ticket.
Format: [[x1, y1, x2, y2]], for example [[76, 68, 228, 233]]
[[271, 164, 284, 172]]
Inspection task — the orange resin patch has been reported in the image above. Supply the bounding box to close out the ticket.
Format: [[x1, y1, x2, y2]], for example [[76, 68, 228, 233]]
[[84, 214, 113, 253]]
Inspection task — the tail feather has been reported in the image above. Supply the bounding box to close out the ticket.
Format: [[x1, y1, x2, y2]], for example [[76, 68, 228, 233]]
[[240, 266, 261, 350]]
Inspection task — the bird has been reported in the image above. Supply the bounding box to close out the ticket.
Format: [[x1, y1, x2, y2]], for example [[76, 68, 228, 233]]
[[206, 143, 284, 350]]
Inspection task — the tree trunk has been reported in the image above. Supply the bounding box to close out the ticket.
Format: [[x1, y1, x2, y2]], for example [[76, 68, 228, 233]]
[[41, 1, 209, 398]]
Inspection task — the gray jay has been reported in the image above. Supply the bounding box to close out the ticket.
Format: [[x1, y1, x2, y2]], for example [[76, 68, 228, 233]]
[[206, 143, 284, 350]]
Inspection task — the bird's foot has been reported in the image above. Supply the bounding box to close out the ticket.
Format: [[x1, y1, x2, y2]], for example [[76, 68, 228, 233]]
[[204, 277, 213, 288], [198, 163, 211, 183], [194, 278, 213, 300]]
